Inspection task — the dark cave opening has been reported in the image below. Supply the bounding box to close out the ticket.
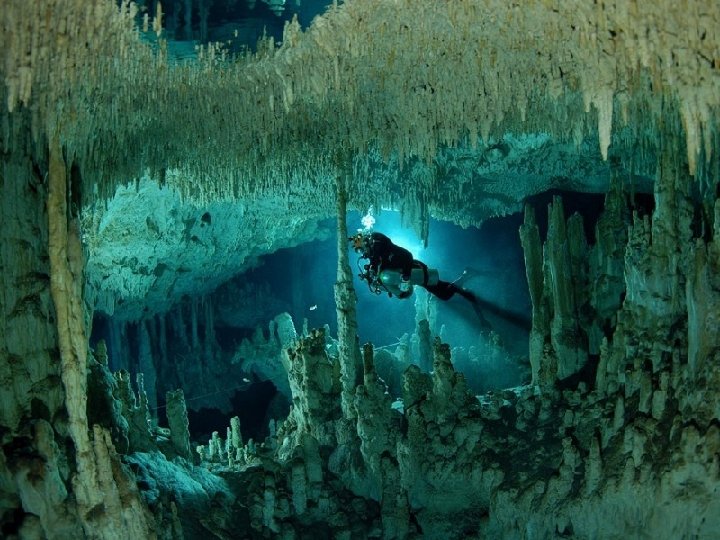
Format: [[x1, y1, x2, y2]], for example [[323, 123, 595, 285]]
[[1, 507, 24, 537], [214, 325, 255, 352], [186, 380, 287, 445], [556, 353, 601, 392]]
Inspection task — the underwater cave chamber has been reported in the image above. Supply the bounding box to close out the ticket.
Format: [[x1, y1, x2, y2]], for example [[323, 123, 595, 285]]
[[1, 0, 719, 538]]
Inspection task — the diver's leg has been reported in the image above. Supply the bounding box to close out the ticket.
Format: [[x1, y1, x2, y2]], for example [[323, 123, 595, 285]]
[[424, 281, 493, 329], [451, 286, 493, 329], [424, 281, 455, 301], [426, 280, 475, 301]]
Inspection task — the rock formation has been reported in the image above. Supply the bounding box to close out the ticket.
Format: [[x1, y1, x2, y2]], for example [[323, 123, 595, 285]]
[[1, 0, 718, 538]]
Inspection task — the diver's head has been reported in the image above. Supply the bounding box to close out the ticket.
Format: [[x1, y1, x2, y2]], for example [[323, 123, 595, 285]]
[[349, 232, 371, 254]]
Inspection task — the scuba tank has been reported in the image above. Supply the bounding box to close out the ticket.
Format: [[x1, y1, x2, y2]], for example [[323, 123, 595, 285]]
[[376, 264, 439, 298]]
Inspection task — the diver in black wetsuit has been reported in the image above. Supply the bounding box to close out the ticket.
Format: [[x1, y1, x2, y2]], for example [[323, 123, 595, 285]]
[[350, 231, 531, 332], [349, 231, 478, 304]]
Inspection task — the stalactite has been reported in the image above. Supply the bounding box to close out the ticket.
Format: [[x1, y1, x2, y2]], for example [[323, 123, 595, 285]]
[[203, 296, 216, 363], [183, 0, 193, 41], [159, 313, 168, 375], [146, 315, 160, 369], [5, 0, 716, 218], [172, 306, 190, 351], [108, 317, 124, 372], [190, 297, 199, 350]]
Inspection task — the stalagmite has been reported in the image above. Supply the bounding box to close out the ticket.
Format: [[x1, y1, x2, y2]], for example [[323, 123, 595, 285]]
[[166, 389, 192, 461], [687, 240, 720, 377], [354, 342, 396, 480], [274, 312, 298, 349], [416, 319, 433, 373], [230, 416, 243, 451], [203, 296, 216, 362], [13, 419, 82, 537], [115, 371, 156, 453], [87, 341, 130, 454], [284, 328, 342, 447], [588, 179, 628, 354], [108, 318, 126, 371], [172, 307, 190, 351]]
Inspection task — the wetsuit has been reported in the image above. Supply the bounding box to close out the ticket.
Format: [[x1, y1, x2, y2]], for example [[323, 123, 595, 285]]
[[365, 232, 414, 280], [364, 233, 471, 302]]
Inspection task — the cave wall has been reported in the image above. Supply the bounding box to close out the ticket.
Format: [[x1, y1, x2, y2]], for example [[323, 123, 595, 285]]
[[0, 128, 72, 537], [0, 125, 155, 538]]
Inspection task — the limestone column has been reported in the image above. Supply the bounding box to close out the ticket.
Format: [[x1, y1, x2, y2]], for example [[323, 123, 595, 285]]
[[519, 204, 549, 387], [48, 135, 96, 507], [545, 196, 588, 380], [416, 319, 432, 373], [48, 137, 151, 537], [334, 175, 362, 418]]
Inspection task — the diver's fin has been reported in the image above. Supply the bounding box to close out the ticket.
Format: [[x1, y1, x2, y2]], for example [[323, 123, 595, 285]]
[[454, 287, 493, 330], [471, 295, 532, 331], [471, 300, 493, 331]]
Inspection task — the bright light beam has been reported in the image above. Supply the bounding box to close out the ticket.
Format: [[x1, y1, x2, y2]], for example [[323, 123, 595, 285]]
[[361, 206, 376, 230]]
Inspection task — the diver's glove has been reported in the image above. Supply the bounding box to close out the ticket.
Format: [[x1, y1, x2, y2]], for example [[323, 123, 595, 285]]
[[399, 278, 411, 292]]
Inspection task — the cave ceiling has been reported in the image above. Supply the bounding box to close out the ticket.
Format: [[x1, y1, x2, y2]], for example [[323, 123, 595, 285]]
[[2, 0, 716, 320]]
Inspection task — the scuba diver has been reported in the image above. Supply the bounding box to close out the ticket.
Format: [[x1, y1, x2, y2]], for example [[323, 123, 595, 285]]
[[349, 230, 532, 333], [349, 230, 489, 319]]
